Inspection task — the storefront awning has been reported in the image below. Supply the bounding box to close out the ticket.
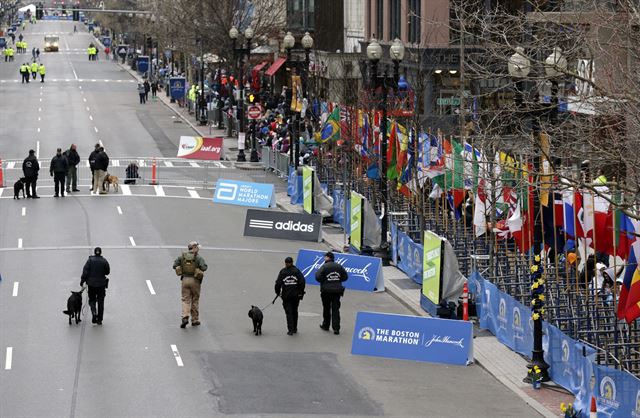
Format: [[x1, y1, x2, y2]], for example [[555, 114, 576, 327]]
[[265, 57, 287, 77], [253, 61, 268, 73]]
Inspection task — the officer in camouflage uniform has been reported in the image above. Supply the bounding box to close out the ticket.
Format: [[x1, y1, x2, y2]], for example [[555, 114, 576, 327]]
[[173, 241, 208, 328]]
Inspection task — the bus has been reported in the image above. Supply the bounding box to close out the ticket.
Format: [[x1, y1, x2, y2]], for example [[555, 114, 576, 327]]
[[44, 35, 59, 52]]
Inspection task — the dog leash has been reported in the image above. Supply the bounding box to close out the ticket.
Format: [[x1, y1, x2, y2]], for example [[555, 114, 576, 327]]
[[260, 295, 279, 311]]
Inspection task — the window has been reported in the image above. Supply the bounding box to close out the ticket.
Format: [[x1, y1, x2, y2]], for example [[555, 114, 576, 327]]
[[409, 0, 421, 44], [376, 0, 383, 39], [390, 0, 401, 39], [287, 0, 314, 30]]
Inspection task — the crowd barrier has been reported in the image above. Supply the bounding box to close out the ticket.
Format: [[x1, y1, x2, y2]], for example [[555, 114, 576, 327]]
[[261, 146, 290, 178]]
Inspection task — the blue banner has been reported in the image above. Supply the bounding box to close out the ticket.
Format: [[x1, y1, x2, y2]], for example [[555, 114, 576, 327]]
[[169, 77, 186, 100], [137, 55, 150, 74], [287, 167, 303, 205], [102, 37, 112, 47], [352, 311, 473, 366], [593, 364, 640, 418], [213, 179, 275, 208], [296, 249, 383, 292], [332, 189, 350, 231], [395, 228, 423, 285]]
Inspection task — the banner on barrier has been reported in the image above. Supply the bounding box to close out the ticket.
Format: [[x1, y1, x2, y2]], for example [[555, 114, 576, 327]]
[[302, 166, 314, 214], [177, 136, 223, 160], [350, 191, 363, 251], [593, 364, 640, 417], [213, 179, 275, 208], [137, 55, 150, 73], [169, 77, 186, 100], [296, 249, 384, 292], [351, 311, 473, 365], [332, 189, 350, 231], [244, 209, 322, 242], [395, 227, 424, 285], [422, 231, 443, 305]]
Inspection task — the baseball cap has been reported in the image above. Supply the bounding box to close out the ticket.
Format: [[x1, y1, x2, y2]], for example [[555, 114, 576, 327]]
[[324, 251, 335, 261]]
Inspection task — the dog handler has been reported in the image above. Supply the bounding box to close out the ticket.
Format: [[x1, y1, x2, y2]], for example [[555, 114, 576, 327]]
[[173, 241, 208, 328], [80, 247, 111, 325], [275, 257, 305, 335], [316, 251, 348, 335]]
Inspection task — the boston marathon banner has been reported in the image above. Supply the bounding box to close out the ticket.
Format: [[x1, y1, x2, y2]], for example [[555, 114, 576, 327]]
[[178, 136, 223, 160]]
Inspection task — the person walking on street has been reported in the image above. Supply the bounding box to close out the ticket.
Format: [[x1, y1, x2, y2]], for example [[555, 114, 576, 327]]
[[36, 48, 40, 58], [316, 251, 348, 335], [151, 81, 158, 98], [30, 61, 38, 80], [38, 62, 45, 82], [173, 241, 208, 328], [64, 144, 80, 192], [275, 257, 306, 335], [31, 47, 36, 60], [94, 146, 109, 194], [50, 148, 69, 197], [137, 83, 146, 104], [22, 149, 40, 198], [143, 80, 150, 101], [80, 247, 110, 325], [88, 143, 100, 192], [20, 63, 29, 83]]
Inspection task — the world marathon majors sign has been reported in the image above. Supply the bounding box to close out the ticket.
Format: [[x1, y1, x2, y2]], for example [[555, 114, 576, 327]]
[[296, 249, 384, 292], [352, 312, 473, 366], [244, 209, 322, 242], [213, 179, 275, 209]]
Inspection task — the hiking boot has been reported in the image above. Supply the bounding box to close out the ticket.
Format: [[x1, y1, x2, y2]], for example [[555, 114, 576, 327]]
[[180, 317, 189, 328]]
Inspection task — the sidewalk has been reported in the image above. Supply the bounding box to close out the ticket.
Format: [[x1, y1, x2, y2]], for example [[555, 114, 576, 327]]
[[276, 191, 572, 418]]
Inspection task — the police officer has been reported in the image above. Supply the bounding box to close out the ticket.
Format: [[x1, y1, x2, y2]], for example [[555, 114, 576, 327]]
[[38, 62, 45, 82], [275, 257, 306, 335], [80, 247, 111, 325], [173, 241, 208, 328], [30, 61, 38, 80], [88, 143, 100, 192], [22, 149, 40, 198], [316, 251, 348, 335], [50, 148, 68, 197], [64, 143, 80, 192], [19, 62, 29, 83]]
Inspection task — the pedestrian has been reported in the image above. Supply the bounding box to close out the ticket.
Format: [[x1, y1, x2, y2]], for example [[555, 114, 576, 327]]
[[104, 46, 110, 60], [80, 247, 110, 325], [143, 80, 150, 101], [22, 149, 40, 198], [36, 48, 40, 58], [63, 144, 80, 192], [275, 257, 306, 335], [30, 61, 38, 80], [38, 62, 45, 83], [94, 146, 109, 194], [19, 62, 29, 83], [137, 83, 146, 104], [315, 251, 348, 335], [50, 148, 69, 197], [31, 47, 36, 59], [88, 143, 100, 192], [173, 241, 208, 328], [151, 81, 157, 98]]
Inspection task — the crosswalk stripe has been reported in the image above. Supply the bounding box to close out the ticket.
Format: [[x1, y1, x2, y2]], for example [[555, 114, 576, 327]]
[[154, 185, 165, 197], [7, 162, 15, 169], [111, 160, 120, 167], [188, 190, 200, 199], [189, 162, 200, 168], [119, 185, 132, 195], [164, 161, 173, 167]]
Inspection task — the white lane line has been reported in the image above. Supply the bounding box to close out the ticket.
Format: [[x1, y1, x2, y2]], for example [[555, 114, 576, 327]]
[[12, 282, 19, 297], [129, 236, 136, 247], [170, 345, 184, 367], [154, 185, 165, 197], [86, 106, 90, 111], [145, 280, 156, 295], [38, 107, 42, 112], [188, 190, 200, 199], [5, 347, 13, 370], [120, 185, 131, 195], [89, 115, 93, 121], [189, 162, 200, 168], [18, 239, 22, 249], [98, 140, 104, 147], [37, 117, 41, 121], [164, 161, 173, 167], [36, 141, 40, 158], [116, 206, 122, 215], [37, 128, 40, 133], [7, 162, 15, 169], [0, 189, 3, 197], [21, 207, 26, 216], [94, 127, 99, 133], [83, 98, 87, 102]]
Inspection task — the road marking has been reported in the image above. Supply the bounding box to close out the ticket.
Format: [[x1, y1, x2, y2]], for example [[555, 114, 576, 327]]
[[189, 162, 200, 167], [38, 107, 42, 112], [86, 107, 90, 111], [89, 115, 93, 121], [188, 190, 200, 199], [98, 140, 104, 147], [39, 98, 42, 102], [18, 239, 22, 249], [129, 236, 136, 247], [83, 98, 87, 102], [116, 206, 122, 215], [154, 185, 165, 196], [5, 347, 13, 370], [170, 345, 184, 367], [21, 207, 26, 216], [37, 128, 40, 133], [37, 117, 41, 121], [94, 127, 99, 133], [120, 185, 131, 195], [36, 141, 40, 158], [164, 161, 173, 167], [12, 282, 19, 297], [145, 280, 156, 295], [7, 162, 15, 169]]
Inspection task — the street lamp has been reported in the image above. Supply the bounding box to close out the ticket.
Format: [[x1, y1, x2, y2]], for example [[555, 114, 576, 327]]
[[544, 47, 567, 123], [389, 38, 405, 82], [229, 25, 253, 162]]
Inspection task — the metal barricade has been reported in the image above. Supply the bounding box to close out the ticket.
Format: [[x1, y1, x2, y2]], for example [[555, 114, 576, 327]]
[[275, 152, 290, 178]]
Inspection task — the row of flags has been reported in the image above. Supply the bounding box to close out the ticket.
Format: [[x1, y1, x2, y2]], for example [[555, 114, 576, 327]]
[[315, 106, 640, 323]]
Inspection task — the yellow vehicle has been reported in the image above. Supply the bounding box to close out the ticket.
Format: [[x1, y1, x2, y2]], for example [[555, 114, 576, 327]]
[[44, 35, 59, 52]]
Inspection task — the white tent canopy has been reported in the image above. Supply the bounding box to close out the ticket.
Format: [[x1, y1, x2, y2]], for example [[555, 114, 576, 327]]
[[19, 4, 36, 13]]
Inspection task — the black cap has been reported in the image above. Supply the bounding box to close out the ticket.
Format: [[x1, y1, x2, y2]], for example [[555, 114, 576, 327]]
[[57, 148, 62, 153], [94, 247, 102, 256], [285, 257, 293, 264], [29, 149, 35, 154], [324, 251, 335, 261]]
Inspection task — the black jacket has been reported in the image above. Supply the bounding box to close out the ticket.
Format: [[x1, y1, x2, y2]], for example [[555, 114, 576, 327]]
[[64, 148, 80, 167], [81, 255, 110, 287], [275, 265, 306, 300], [22, 155, 40, 178], [88, 150, 99, 170], [95, 151, 109, 171], [50, 154, 68, 174], [315, 261, 348, 294]]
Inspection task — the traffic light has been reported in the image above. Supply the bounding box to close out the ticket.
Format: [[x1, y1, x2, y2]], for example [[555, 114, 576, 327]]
[[248, 93, 255, 104]]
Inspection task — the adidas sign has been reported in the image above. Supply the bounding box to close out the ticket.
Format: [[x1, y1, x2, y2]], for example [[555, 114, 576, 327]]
[[275, 221, 314, 232], [244, 209, 322, 242]]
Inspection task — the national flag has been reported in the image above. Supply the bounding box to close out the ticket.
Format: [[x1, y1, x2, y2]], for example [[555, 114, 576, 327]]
[[361, 112, 370, 158], [386, 122, 398, 180], [624, 267, 640, 323], [395, 123, 409, 177], [543, 191, 565, 251], [474, 178, 487, 237], [320, 106, 340, 143], [462, 142, 481, 191], [618, 240, 639, 319]]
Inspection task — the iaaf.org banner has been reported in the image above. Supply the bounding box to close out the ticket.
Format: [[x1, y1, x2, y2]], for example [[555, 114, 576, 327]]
[[244, 209, 322, 242], [177, 136, 223, 160]]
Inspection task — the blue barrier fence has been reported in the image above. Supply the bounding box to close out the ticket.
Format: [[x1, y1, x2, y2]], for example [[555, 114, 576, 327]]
[[390, 222, 423, 285]]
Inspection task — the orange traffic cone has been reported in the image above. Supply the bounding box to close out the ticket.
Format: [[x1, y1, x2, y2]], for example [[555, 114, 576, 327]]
[[0, 159, 4, 188], [151, 158, 157, 185], [590, 396, 597, 418]]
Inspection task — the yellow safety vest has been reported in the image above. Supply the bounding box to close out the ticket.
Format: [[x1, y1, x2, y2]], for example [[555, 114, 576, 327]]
[[20, 65, 27, 72], [31, 63, 38, 72], [39, 65, 45, 75]]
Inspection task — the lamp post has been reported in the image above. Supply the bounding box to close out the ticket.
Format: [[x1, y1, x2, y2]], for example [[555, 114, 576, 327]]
[[366, 37, 403, 263], [229, 25, 253, 162], [283, 31, 296, 166], [544, 47, 567, 125]]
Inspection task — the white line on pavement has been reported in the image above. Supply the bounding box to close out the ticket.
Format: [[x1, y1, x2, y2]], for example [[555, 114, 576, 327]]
[[170, 345, 184, 367], [129, 236, 136, 247], [146, 280, 156, 295], [188, 190, 200, 199], [154, 185, 165, 197], [12, 282, 19, 297], [120, 185, 131, 195], [83, 98, 87, 102], [164, 161, 173, 167], [18, 239, 22, 249], [37, 128, 40, 133], [98, 139, 104, 147], [89, 115, 93, 121], [5, 347, 13, 370], [94, 127, 99, 133], [21, 207, 25, 217], [36, 141, 40, 158], [117, 206, 122, 215], [37, 117, 41, 121], [86, 106, 90, 111], [7, 162, 15, 169], [0, 189, 3, 197], [39, 98, 42, 102], [189, 162, 200, 167], [38, 107, 41, 112]]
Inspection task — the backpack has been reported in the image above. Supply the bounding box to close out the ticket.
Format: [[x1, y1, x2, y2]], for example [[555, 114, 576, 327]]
[[181, 252, 197, 276]]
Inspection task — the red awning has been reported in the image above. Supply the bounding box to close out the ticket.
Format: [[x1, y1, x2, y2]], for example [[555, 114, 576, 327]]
[[252, 61, 268, 73], [265, 57, 287, 77]]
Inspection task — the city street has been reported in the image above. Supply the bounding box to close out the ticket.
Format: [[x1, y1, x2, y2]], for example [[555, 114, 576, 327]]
[[0, 21, 542, 417]]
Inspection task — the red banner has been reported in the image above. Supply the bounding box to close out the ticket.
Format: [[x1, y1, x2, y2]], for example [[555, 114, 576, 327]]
[[177, 136, 223, 160]]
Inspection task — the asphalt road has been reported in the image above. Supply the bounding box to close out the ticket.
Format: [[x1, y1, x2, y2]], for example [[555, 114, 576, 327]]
[[0, 21, 541, 418]]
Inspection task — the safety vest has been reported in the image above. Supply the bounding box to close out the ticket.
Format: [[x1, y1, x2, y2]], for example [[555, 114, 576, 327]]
[[20, 64, 27, 73], [23, 42, 28, 50], [38, 64, 45, 75], [30, 63, 37, 72], [91, 47, 96, 55], [8, 48, 14, 56], [87, 47, 92, 55]]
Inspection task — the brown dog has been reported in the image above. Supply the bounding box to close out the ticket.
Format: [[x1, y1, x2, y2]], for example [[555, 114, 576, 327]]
[[103, 173, 120, 192]]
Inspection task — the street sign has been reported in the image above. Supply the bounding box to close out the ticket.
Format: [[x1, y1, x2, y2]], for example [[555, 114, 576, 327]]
[[247, 105, 262, 120]]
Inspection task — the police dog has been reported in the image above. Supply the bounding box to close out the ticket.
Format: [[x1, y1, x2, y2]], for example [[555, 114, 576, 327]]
[[13, 177, 26, 199], [63, 289, 84, 325], [103, 173, 119, 193], [248, 306, 263, 335]]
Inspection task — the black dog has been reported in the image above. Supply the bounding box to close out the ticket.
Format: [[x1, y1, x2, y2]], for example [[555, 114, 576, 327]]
[[63, 290, 83, 325], [13, 177, 26, 199], [248, 306, 263, 335]]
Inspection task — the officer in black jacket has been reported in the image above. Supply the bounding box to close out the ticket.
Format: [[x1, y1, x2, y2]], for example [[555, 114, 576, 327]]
[[275, 257, 306, 335], [50, 148, 69, 197], [315, 251, 348, 334], [80, 247, 111, 325], [63, 144, 80, 193], [22, 149, 40, 198], [88, 143, 100, 192]]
